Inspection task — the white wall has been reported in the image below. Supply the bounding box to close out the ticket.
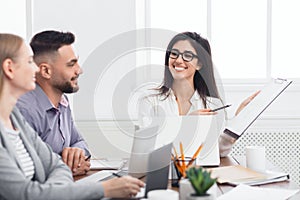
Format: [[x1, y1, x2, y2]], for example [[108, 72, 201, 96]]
[[30, 0, 300, 158], [31, 0, 137, 119], [31, 0, 138, 157]]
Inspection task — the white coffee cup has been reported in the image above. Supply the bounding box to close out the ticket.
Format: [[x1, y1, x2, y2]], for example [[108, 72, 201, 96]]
[[147, 189, 179, 200], [245, 146, 266, 172]]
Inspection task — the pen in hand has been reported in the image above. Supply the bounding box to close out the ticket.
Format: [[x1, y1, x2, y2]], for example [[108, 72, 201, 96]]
[[210, 104, 231, 112], [112, 172, 122, 177], [85, 155, 91, 161]]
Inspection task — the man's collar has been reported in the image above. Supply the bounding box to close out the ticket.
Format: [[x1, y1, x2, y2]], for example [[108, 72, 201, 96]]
[[35, 84, 69, 110], [34, 84, 53, 111], [59, 95, 69, 107]]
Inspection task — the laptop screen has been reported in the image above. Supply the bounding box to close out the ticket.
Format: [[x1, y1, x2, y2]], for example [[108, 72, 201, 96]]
[[127, 125, 158, 178], [144, 142, 173, 197], [153, 115, 221, 166]]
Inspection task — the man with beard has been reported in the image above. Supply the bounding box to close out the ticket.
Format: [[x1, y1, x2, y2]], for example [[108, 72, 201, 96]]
[[17, 30, 90, 176]]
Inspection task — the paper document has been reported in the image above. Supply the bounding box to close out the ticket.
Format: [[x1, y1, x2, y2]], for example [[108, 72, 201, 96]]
[[209, 165, 289, 186], [225, 78, 292, 138], [217, 184, 299, 200], [75, 170, 118, 183], [90, 159, 126, 170]]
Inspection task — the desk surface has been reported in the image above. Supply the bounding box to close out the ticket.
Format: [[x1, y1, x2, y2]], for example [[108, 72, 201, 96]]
[[217, 156, 300, 199], [74, 156, 300, 199]]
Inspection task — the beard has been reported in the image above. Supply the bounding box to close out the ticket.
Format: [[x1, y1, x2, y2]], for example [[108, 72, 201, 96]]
[[54, 81, 79, 94]]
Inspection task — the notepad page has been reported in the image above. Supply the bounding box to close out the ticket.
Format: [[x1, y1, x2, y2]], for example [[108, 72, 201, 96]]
[[90, 159, 126, 170], [225, 79, 292, 137], [217, 184, 299, 200], [75, 170, 118, 183]]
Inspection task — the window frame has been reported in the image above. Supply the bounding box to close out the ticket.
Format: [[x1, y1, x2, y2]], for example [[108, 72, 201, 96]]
[[137, 0, 300, 85]]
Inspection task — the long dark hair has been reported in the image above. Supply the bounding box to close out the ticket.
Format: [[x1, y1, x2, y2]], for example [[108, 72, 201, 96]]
[[157, 32, 220, 108]]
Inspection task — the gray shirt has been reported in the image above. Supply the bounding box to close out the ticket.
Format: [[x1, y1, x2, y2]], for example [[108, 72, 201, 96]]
[[0, 107, 104, 200], [16, 84, 90, 156]]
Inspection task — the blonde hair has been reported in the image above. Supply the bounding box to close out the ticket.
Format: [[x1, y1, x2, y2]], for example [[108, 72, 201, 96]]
[[0, 33, 23, 96]]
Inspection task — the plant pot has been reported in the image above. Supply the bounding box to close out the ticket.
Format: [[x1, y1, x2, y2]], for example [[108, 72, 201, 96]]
[[186, 193, 215, 200]]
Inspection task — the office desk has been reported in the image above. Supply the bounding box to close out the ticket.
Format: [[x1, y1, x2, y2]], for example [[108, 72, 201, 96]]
[[74, 156, 300, 199], [216, 156, 300, 199]]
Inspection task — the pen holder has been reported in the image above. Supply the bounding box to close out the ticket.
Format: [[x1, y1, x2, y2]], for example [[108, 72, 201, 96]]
[[171, 157, 196, 187]]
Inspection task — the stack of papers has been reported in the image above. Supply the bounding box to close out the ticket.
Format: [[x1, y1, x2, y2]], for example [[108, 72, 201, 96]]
[[209, 165, 289, 186], [75, 170, 117, 183], [217, 184, 299, 200], [90, 159, 127, 170]]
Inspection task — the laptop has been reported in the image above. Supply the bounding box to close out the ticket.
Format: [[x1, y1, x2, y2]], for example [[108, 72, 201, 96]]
[[76, 125, 159, 183], [135, 142, 173, 198], [143, 142, 172, 197], [126, 125, 159, 178], [152, 115, 221, 166], [77, 142, 173, 199]]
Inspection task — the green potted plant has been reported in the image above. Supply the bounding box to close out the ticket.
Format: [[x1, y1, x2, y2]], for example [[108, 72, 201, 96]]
[[186, 166, 217, 200]]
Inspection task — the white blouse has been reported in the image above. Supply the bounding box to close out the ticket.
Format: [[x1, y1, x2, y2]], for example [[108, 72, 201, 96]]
[[137, 89, 236, 157], [6, 128, 35, 179]]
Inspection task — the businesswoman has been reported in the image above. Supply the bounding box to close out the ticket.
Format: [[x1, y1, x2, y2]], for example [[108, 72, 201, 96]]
[[138, 32, 259, 157], [0, 33, 143, 200]]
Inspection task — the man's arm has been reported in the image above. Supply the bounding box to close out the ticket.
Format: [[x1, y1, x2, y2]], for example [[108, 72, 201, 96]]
[[69, 112, 90, 155], [62, 112, 91, 176], [61, 147, 90, 176]]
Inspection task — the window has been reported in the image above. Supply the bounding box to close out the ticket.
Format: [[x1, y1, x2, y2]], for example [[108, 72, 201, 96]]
[[0, 0, 28, 40], [211, 0, 267, 79], [272, 0, 300, 78], [143, 0, 300, 80]]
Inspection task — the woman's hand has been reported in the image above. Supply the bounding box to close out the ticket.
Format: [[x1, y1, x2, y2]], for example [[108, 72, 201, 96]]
[[189, 109, 217, 115], [235, 90, 261, 116], [102, 176, 145, 198]]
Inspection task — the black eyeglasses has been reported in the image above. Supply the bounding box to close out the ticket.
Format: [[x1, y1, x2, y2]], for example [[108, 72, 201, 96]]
[[168, 49, 198, 62]]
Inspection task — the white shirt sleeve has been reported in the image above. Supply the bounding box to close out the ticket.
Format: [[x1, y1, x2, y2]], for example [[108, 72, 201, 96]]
[[219, 131, 237, 157]]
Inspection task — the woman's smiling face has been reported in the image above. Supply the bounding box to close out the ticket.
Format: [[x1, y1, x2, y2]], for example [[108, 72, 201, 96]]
[[168, 40, 201, 82]]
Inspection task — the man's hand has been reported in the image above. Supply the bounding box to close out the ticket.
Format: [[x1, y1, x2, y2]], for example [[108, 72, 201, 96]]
[[61, 147, 90, 176], [101, 176, 145, 198], [235, 90, 261, 116]]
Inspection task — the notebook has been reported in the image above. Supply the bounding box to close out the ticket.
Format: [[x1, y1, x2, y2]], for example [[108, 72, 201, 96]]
[[153, 115, 221, 166], [225, 78, 292, 138]]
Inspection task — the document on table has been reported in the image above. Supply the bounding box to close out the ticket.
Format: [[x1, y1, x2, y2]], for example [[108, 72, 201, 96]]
[[217, 184, 299, 200], [90, 159, 127, 170], [75, 170, 118, 183], [209, 165, 289, 186], [225, 78, 292, 138]]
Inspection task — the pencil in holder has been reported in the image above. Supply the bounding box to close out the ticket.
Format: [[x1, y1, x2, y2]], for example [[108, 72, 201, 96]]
[[171, 157, 196, 187]]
